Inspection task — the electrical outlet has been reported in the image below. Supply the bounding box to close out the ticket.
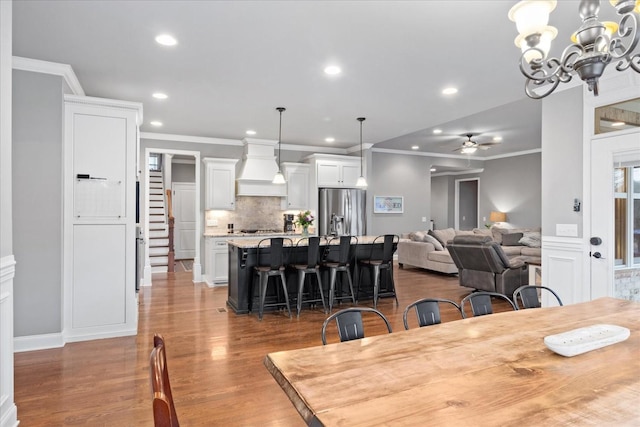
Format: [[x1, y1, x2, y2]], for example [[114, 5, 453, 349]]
[[421, 217, 427, 222], [206, 219, 218, 227], [556, 223, 578, 237]]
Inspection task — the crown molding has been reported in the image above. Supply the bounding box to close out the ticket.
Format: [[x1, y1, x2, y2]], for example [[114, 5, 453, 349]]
[[482, 148, 541, 160], [140, 132, 243, 146], [371, 146, 541, 160], [431, 168, 485, 177], [12, 56, 85, 96]]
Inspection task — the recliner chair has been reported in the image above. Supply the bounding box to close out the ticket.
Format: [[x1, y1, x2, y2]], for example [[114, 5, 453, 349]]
[[447, 235, 528, 296]]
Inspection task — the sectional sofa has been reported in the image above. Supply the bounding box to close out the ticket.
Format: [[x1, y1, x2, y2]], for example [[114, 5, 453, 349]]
[[397, 226, 541, 274]]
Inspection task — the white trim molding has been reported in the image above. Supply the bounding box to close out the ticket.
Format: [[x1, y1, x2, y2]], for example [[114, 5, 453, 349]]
[[1, 255, 18, 427], [542, 236, 588, 305], [14, 333, 64, 353], [12, 56, 84, 96]]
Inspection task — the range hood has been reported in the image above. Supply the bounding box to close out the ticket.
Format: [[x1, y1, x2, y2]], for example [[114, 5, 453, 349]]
[[236, 139, 286, 197]]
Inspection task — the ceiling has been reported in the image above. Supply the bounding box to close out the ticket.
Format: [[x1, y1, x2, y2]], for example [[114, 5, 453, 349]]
[[11, 0, 625, 160]]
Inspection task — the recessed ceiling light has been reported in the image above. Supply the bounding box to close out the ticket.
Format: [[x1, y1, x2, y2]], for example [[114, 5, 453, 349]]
[[325, 137, 335, 143], [324, 65, 342, 75], [155, 34, 177, 46], [493, 136, 503, 142], [152, 92, 168, 100], [411, 145, 419, 150], [150, 121, 163, 127], [433, 129, 443, 134], [611, 121, 626, 127], [430, 168, 437, 172], [442, 87, 458, 95], [246, 130, 257, 135]]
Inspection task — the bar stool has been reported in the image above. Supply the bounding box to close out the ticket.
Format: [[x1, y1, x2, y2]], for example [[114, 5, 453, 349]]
[[290, 236, 326, 316], [253, 237, 292, 320], [357, 234, 399, 309], [321, 235, 357, 312]]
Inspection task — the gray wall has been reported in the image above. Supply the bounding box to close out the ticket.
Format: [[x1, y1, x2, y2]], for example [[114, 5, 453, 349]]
[[430, 175, 448, 231], [430, 152, 541, 230], [12, 70, 63, 336], [541, 87, 584, 237], [1, 1, 12, 258], [171, 162, 196, 183]]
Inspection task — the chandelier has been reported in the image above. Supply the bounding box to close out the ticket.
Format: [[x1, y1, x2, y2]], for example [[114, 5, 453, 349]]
[[508, 0, 640, 99]]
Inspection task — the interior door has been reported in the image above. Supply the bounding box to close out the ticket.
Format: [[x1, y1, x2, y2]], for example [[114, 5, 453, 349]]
[[456, 178, 479, 230], [172, 182, 196, 260], [590, 132, 640, 298]]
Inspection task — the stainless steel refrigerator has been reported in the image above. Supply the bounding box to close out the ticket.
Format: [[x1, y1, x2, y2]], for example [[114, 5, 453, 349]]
[[318, 188, 366, 236]]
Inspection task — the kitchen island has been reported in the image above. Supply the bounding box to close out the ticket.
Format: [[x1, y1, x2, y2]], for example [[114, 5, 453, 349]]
[[227, 236, 396, 314]]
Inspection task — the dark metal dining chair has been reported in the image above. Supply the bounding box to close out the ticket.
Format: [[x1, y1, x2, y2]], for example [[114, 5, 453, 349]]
[[402, 298, 462, 329], [321, 307, 392, 345], [290, 236, 326, 316], [253, 237, 293, 320], [460, 291, 517, 318], [357, 234, 399, 309], [321, 235, 357, 312], [513, 285, 563, 309]]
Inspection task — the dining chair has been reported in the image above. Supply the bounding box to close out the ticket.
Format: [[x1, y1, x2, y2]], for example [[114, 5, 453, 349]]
[[513, 285, 563, 309], [150, 334, 180, 427], [460, 291, 517, 318], [321, 307, 392, 345], [253, 237, 293, 320], [402, 298, 462, 329], [357, 234, 399, 309], [321, 235, 357, 312], [290, 236, 326, 316]]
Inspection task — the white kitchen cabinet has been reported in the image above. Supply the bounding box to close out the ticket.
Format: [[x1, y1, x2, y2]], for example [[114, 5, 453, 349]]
[[316, 159, 361, 188], [204, 158, 238, 210], [204, 236, 229, 286], [64, 94, 142, 341], [281, 163, 310, 210]]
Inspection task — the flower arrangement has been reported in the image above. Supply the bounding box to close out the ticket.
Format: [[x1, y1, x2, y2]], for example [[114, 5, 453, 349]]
[[294, 210, 314, 228]]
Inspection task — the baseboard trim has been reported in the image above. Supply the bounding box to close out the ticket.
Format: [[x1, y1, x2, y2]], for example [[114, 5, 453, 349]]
[[14, 333, 64, 353], [63, 328, 137, 344]]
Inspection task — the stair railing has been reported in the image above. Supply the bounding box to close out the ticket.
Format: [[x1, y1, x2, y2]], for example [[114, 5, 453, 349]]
[[166, 189, 175, 273]]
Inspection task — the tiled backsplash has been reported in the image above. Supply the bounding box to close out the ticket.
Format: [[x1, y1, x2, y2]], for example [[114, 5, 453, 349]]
[[206, 196, 301, 233]]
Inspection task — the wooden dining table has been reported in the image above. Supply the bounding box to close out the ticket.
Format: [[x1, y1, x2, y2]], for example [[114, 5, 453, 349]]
[[264, 297, 640, 426]]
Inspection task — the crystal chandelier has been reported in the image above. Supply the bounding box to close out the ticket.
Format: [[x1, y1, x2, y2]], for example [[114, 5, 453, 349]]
[[508, 0, 640, 99]]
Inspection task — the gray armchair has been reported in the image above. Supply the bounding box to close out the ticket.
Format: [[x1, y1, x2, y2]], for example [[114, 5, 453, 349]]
[[447, 235, 528, 296]]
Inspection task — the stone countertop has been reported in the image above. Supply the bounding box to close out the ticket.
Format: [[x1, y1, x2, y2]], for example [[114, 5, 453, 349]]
[[227, 235, 384, 249], [203, 232, 301, 238]]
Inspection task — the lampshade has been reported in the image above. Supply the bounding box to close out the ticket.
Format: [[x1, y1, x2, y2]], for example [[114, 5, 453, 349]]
[[516, 25, 557, 62], [508, 0, 557, 37], [489, 211, 507, 223]]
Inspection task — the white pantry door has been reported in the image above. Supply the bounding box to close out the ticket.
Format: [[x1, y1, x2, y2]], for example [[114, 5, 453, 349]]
[[590, 131, 640, 299], [172, 182, 196, 260]]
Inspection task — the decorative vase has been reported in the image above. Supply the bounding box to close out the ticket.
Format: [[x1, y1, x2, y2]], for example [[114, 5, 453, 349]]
[[302, 225, 309, 237]]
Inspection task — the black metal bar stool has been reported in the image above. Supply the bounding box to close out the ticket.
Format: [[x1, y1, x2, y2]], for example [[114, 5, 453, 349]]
[[290, 236, 326, 316], [321, 235, 357, 312], [253, 237, 292, 320], [357, 234, 399, 309]]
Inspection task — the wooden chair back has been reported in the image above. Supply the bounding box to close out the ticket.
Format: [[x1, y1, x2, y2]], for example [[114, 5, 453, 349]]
[[150, 334, 179, 427]]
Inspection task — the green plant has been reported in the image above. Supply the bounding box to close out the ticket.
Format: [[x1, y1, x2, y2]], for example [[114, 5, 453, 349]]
[[294, 210, 314, 227]]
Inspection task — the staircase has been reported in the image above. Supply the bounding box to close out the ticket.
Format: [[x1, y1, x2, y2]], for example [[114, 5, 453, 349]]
[[148, 171, 170, 273]]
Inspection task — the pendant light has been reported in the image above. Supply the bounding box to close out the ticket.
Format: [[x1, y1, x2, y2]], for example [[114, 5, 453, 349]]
[[273, 107, 286, 184], [356, 117, 368, 188]]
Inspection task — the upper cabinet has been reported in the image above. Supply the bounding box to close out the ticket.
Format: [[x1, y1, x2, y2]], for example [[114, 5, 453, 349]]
[[281, 163, 310, 210], [204, 158, 238, 210], [313, 157, 361, 188]]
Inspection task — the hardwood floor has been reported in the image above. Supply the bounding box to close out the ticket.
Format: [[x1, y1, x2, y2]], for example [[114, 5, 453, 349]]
[[14, 264, 513, 426]]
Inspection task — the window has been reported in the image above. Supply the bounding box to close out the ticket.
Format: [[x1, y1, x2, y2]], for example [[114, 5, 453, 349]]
[[614, 165, 640, 267], [149, 153, 162, 172]]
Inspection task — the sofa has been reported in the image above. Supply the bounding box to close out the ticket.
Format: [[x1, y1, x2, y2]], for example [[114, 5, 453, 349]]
[[397, 226, 541, 275]]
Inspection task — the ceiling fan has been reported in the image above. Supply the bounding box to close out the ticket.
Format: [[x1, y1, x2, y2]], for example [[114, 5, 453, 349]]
[[453, 133, 500, 154]]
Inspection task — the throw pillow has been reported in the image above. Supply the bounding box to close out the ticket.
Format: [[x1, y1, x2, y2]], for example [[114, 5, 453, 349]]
[[491, 226, 515, 245], [473, 228, 493, 238], [409, 231, 428, 242], [430, 228, 456, 247], [501, 232, 524, 246], [519, 231, 542, 248], [455, 230, 475, 236], [424, 234, 444, 251]]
